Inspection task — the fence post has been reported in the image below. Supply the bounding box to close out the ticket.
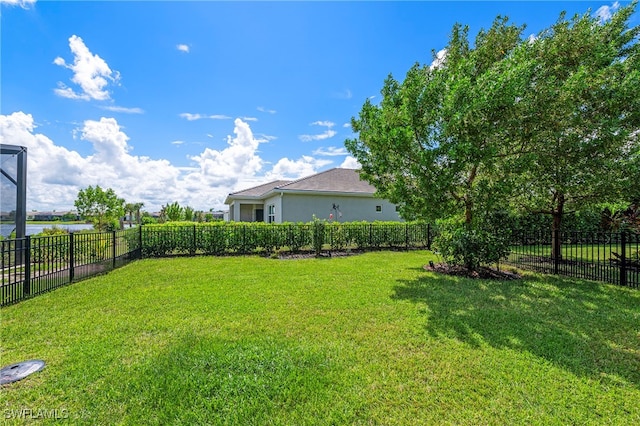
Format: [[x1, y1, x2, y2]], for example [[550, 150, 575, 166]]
[[620, 231, 627, 287], [369, 223, 373, 248], [69, 232, 75, 283], [405, 224, 409, 249], [242, 225, 247, 254], [112, 230, 117, 269], [138, 225, 143, 259], [553, 229, 559, 275], [24, 236, 31, 296], [192, 224, 197, 256]]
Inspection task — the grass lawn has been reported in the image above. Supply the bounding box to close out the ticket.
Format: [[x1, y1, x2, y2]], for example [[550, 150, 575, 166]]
[[511, 243, 638, 263], [1, 251, 639, 424]]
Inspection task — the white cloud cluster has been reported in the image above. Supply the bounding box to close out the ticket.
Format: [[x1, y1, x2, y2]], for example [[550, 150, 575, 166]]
[[53, 35, 120, 101], [595, 1, 620, 22], [177, 44, 190, 53], [0, 112, 343, 212], [266, 156, 332, 180], [299, 121, 337, 142], [339, 156, 360, 169]]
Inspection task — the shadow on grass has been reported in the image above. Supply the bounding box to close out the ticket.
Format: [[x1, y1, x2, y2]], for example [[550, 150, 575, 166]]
[[393, 271, 640, 388]]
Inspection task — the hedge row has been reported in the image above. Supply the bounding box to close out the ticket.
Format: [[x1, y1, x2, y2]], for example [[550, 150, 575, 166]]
[[136, 221, 433, 257]]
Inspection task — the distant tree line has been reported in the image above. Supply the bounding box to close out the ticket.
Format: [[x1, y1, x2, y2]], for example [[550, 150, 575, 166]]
[[73, 185, 222, 232]]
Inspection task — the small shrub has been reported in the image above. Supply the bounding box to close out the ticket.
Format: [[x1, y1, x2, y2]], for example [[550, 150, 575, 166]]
[[432, 218, 510, 271]]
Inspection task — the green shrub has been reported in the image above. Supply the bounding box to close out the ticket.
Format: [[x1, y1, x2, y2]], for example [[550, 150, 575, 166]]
[[312, 217, 326, 256], [432, 218, 510, 271]]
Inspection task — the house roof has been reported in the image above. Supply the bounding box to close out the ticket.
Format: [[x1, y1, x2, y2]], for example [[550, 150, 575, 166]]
[[279, 168, 375, 193], [228, 180, 292, 198], [225, 168, 375, 204]]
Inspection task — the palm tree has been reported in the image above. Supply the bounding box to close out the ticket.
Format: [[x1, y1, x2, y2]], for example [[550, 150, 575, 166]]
[[124, 203, 135, 228], [133, 202, 144, 225]]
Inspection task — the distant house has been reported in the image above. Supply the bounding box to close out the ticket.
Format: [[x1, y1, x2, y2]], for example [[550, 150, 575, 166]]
[[31, 211, 80, 221], [224, 168, 402, 223]]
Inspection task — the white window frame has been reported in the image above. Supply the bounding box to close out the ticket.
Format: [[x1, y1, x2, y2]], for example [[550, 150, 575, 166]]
[[267, 204, 276, 223]]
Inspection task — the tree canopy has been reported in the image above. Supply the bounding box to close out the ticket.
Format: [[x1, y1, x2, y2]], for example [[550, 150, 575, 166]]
[[509, 2, 640, 235], [345, 1, 639, 265], [346, 15, 528, 225], [74, 185, 125, 231]]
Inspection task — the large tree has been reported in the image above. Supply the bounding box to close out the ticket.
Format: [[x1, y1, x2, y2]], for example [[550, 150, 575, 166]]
[[346, 2, 639, 265], [346, 17, 531, 270], [74, 185, 125, 231], [508, 1, 640, 258], [346, 16, 527, 226]]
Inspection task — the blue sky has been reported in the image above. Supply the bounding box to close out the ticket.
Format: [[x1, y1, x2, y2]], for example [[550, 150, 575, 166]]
[[1, 0, 634, 212]]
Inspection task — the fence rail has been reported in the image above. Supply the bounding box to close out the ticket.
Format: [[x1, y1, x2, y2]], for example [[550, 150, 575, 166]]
[[1, 228, 142, 306], [505, 230, 640, 288], [140, 222, 433, 257], [2, 224, 637, 307]]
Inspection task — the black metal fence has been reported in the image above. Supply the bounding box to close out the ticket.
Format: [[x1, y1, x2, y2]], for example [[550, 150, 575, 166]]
[[0, 223, 432, 306], [3, 224, 638, 306], [139, 222, 433, 257], [1, 228, 142, 306], [505, 230, 640, 288]]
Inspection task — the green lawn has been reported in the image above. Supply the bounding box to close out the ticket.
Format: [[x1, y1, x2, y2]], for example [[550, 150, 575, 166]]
[[510, 243, 637, 263], [1, 251, 639, 424]]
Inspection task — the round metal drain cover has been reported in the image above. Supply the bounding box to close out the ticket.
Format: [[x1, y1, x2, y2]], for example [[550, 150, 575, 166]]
[[0, 360, 45, 385]]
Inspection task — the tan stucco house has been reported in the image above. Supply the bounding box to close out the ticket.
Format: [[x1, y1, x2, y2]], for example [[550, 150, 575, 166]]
[[224, 168, 402, 223]]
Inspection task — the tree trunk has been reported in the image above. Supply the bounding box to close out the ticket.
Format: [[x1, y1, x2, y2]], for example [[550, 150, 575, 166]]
[[551, 193, 564, 261]]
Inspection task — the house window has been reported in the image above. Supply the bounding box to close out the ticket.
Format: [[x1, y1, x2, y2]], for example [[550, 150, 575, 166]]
[[375, 205, 382, 213], [267, 204, 276, 223]]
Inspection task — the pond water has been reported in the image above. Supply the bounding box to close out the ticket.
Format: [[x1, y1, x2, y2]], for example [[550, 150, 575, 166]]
[[0, 223, 94, 238]]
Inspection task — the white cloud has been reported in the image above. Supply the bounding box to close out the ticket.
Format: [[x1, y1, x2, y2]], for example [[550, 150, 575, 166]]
[[299, 131, 337, 142], [343, 122, 352, 129], [0, 112, 279, 211], [299, 121, 337, 142], [313, 146, 348, 156], [53, 84, 90, 101], [257, 106, 277, 114], [53, 35, 119, 101], [101, 105, 144, 114], [0, 0, 36, 8], [311, 120, 334, 127], [179, 113, 231, 121], [595, 1, 620, 22], [266, 156, 332, 180], [0, 112, 345, 211], [332, 89, 352, 99], [177, 44, 190, 53], [339, 156, 360, 169], [430, 48, 447, 70], [188, 118, 264, 183], [242, 117, 258, 122]]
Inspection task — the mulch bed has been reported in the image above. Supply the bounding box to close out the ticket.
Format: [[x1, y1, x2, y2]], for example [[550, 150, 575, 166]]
[[423, 262, 522, 280], [275, 250, 364, 260]]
